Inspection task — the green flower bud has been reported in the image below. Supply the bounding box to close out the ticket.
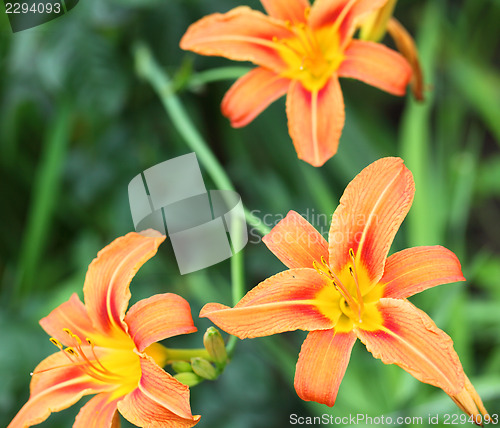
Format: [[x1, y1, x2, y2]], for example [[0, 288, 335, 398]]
[[174, 372, 203, 387], [191, 357, 217, 380], [203, 327, 227, 365], [171, 360, 193, 373]]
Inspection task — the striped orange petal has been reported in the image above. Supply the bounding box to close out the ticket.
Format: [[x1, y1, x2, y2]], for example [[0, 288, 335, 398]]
[[201, 269, 336, 338]]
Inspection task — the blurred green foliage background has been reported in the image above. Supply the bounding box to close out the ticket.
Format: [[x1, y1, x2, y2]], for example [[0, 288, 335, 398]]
[[0, 0, 499, 427]]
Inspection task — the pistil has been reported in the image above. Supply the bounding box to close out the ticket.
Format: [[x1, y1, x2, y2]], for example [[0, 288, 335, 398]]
[[313, 256, 360, 315]]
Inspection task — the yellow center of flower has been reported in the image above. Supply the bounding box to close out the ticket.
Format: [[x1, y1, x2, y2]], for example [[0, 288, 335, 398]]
[[314, 250, 383, 333], [274, 18, 344, 92], [41, 328, 167, 399]]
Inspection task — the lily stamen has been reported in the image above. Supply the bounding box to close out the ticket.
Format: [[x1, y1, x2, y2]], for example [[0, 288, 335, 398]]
[[35, 336, 120, 384], [10, 231, 200, 428], [313, 256, 360, 314], [303, 6, 311, 20], [294, 23, 321, 59], [319, 256, 358, 309], [49, 337, 63, 350], [53, 329, 122, 382], [86, 337, 115, 375]]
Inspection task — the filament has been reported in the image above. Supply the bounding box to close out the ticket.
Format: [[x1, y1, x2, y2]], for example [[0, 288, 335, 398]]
[[349, 248, 364, 321], [39, 329, 121, 383], [314, 256, 360, 313]]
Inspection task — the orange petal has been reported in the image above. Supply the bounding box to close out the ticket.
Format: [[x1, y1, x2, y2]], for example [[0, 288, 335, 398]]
[[381, 246, 465, 299], [7, 352, 112, 428], [117, 357, 200, 427], [338, 40, 412, 96], [262, 210, 328, 269], [356, 298, 464, 395], [73, 393, 120, 428], [180, 6, 293, 72], [200, 268, 335, 339], [260, 0, 310, 23], [387, 17, 425, 101], [309, 0, 387, 42], [39, 293, 96, 347], [286, 77, 345, 167], [449, 375, 490, 424], [124, 293, 197, 352], [294, 329, 356, 406], [221, 67, 290, 128], [29, 350, 113, 397], [329, 157, 414, 285], [83, 231, 165, 334]]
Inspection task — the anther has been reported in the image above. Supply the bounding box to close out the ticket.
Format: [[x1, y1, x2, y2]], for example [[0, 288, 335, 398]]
[[320, 256, 330, 270], [304, 6, 311, 19], [50, 338, 63, 350], [65, 347, 78, 356], [46, 333, 120, 383]]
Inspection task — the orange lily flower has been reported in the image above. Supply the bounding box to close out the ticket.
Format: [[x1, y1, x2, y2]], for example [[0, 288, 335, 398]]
[[201, 158, 489, 421], [359, 0, 424, 100], [8, 231, 201, 428], [180, 0, 412, 167]]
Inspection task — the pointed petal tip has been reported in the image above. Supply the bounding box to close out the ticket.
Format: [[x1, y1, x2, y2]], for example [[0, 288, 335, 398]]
[[297, 149, 335, 167], [382, 245, 466, 299], [39, 293, 94, 347], [200, 303, 230, 318], [449, 375, 490, 426], [179, 6, 291, 71], [221, 67, 289, 128], [357, 299, 465, 396]]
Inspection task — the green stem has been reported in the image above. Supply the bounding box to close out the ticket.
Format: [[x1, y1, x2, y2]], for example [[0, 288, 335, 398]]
[[135, 42, 233, 191], [165, 347, 210, 362], [134, 42, 270, 357], [226, 238, 243, 356], [186, 66, 251, 90], [134, 42, 270, 238], [14, 104, 72, 300], [244, 207, 271, 236]]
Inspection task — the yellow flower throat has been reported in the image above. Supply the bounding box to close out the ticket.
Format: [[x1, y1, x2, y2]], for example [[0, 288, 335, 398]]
[[314, 250, 383, 333], [274, 18, 344, 92], [38, 328, 167, 399]]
